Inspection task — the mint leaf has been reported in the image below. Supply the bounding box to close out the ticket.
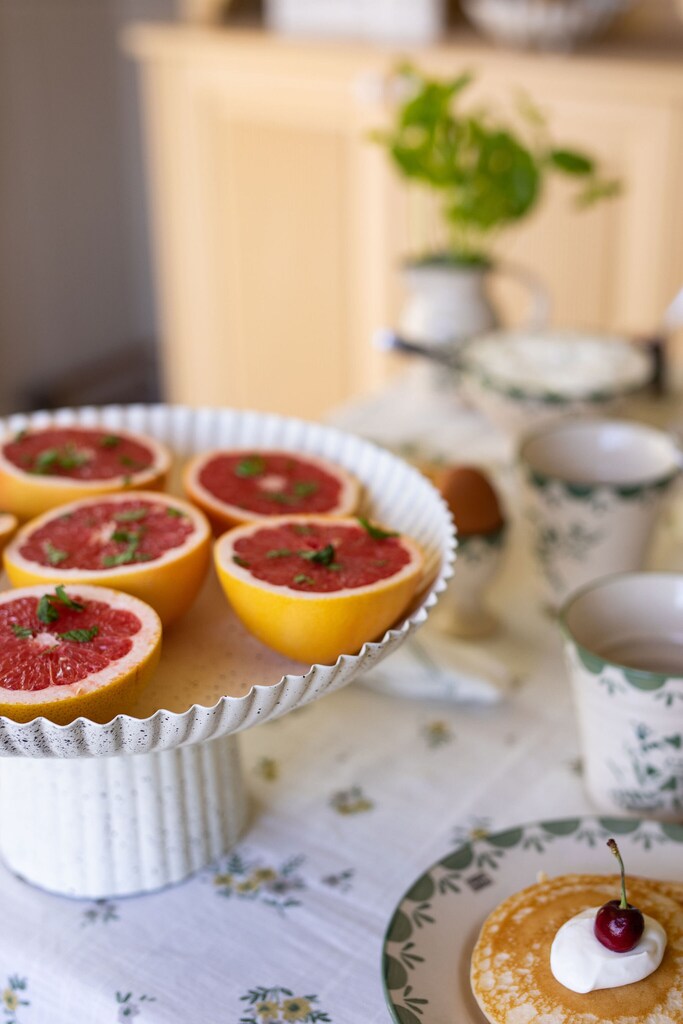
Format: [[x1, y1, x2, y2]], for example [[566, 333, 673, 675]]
[[59, 625, 99, 643], [165, 506, 186, 518], [292, 573, 315, 586], [293, 524, 313, 536], [53, 585, 85, 611], [32, 449, 59, 474], [11, 624, 33, 639], [266, 548, 293, 558], [57, 445, 89, 470], [119, 455, 144, 470], [114, 508, 147, 522], [235, 455, 265, 478], [100, 434, 121, 448], [357, 517, 399, 541], [110, 529, 142, 544], [44, 541, 68, 566], [299, 544, 335, 566], [293, 481, 318, 498], [37, 595, 59, 624], [232, 555, 250, 568]]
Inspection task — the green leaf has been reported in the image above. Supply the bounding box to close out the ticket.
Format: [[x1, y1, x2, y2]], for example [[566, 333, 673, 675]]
[[57, 445, 89, 470], [37, 595, 59, 624], [110, 529, 142, 544], [32, 449, 59, 474], [293, 573, 315, 585], [114, 508, 147, 522], [575, 178, 622, 208], [100, 434, 121, 447], [266, 548, 293, 558], [165, 506, 185, 518], [357, 517, 399, 541], [10, 624, 33, 639], [549, 148, 594, 176], [44, 541, 68, 566], [59, 625, 99, 644], [235, 455, 266, 478], [232, 555, 250, 568], [118, 454, 144, 470], [293, 481, 318, 498], [53, 585, 85, 611], [299, 544, 336, 566], [293, 524, 313, 536]]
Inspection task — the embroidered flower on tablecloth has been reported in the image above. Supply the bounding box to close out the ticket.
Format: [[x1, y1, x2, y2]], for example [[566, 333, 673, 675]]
[[240, 988, 331, 1023], [2, 977, 29, 1024], [212, 852, 306, 913], [254, 757, 280, 781], [83, 899, 119, 926], [329, 786, 374, 815], [422, 720, 453, 748], [115, 992, 155, 1021]]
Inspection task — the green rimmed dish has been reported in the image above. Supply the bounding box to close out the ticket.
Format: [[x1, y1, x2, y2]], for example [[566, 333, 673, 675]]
[[382, 816, 683, 1024]]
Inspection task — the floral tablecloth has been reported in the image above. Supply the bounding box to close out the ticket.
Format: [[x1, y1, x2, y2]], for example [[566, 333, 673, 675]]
[[0, 374, 677, 1024]]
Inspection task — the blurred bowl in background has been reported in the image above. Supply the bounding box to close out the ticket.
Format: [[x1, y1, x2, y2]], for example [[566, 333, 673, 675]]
[[459, 329, 652, 438], [462, 0, 632, 51]]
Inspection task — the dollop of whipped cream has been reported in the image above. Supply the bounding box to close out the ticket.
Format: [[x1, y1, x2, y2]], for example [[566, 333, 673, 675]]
[[550, 907, 666, 994]]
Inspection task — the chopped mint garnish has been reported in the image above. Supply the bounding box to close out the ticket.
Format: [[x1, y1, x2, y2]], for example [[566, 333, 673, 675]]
[[266, 548, 293, 558], [114, 508, 147, 522], [11, 624, 33, 639], [57, 445, 89, 470], [100, 435, 121, 448], [59, 625, 99, 643], [293, 524, 313, 536], [299, 544, 335, 566], [44, 541, 68, 566], [31, 446, 89, 474], [165, 506, 185, 518], [32, 449, 59, 474], [235, 455, 266, 478], [232, 555, 250, 568], [293, 481, 318, 498], [293, 573, 315, 586], [53, 585, 85, 611], [119, 455, 144, 470], [37, 595, 59, 624], [110, 529, 143, 545], [357, 517, 399, 541], [13, 429, 27, 443]]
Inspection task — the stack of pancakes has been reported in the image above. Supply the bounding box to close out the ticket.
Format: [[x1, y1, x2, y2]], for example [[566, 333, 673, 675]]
[[471, 873, 683, 1024]]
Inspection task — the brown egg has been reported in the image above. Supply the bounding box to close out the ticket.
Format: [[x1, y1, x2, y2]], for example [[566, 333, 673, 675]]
[[433, 465, 504, 537]]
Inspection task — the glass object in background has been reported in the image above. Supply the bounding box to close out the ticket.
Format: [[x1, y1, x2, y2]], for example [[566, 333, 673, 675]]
[[462, 0, 633, 52]]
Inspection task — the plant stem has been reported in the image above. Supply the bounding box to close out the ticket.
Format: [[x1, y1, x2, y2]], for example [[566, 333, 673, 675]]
[[607, 838, 628, 909]]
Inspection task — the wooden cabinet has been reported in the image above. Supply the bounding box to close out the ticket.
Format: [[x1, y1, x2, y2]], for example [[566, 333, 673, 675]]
[[127, 26, 683, 417]]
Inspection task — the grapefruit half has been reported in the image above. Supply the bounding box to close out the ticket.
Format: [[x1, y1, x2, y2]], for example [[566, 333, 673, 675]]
[[0, 425, 172, 521], [183, 449, 360, 533], [4, 492, 211, 626], [214, 515, 424, 664], [0, 583, 161, 724]]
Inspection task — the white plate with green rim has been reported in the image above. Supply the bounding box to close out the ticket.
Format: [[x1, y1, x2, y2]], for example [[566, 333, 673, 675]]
[[382, 816, 683, 1024]]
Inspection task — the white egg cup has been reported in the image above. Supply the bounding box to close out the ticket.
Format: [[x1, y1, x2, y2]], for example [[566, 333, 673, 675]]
[[0, 405, 454, 899], [434, 526, 506, 638]]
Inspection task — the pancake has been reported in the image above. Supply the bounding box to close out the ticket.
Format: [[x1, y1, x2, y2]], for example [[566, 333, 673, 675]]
[[470, 873, 683, 1024]]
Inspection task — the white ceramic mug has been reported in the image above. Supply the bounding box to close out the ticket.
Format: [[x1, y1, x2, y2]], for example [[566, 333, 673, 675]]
[[519, 419, 680, 609], [562, 572, 683, 822]]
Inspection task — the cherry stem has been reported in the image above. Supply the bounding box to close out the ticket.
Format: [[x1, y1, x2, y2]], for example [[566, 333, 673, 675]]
[[607, 838, 628, 910]]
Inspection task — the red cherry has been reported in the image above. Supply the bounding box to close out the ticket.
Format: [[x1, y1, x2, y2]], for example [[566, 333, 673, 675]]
[[594, 839, 645, 953], [594, 898, 645, 952]]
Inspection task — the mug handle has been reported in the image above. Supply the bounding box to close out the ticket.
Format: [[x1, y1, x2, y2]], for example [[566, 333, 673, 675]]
[[489, 261, 552, 331]]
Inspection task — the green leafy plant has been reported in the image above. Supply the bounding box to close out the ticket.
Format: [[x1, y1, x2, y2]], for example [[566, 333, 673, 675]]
[[373, 65, 620, 265]]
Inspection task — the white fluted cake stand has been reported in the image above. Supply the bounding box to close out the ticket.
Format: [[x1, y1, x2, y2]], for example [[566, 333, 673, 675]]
[[0, 405, 454, 899]]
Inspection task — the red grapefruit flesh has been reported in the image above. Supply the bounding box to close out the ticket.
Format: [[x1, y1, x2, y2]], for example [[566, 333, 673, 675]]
[[183, 450, 360, 533], [0, 425, 171, 520], [0, 584, 162, 724], [214, 515, 423, 664], [4, 492, 211, 625]]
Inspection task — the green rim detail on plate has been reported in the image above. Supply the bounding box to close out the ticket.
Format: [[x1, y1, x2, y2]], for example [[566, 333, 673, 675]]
[[382, 815, 681, 1023]]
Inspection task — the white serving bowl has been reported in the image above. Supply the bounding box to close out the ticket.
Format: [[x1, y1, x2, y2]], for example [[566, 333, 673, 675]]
[[462, 0, 631, 51], [459, 329, 652, 439]]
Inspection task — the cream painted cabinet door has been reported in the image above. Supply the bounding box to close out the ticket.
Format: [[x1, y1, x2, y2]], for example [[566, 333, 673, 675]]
[[137, 52, 391, 417]]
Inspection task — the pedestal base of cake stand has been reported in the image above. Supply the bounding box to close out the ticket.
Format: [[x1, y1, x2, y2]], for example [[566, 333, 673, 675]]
[[0, 733, 247, 899]]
